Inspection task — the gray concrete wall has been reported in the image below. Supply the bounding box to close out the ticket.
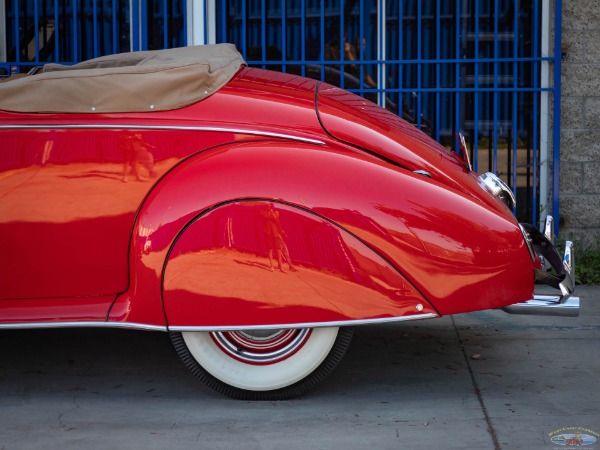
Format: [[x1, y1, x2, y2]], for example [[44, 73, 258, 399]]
[[560, 1, 600, 246]]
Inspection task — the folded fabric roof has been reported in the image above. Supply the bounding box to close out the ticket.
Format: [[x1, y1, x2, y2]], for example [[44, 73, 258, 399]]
[[0, 44, 246, 114]]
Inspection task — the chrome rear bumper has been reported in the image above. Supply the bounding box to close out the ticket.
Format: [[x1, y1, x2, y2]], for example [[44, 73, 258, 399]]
[[502, 294, 580, 317], [503, 217, 580, 317]]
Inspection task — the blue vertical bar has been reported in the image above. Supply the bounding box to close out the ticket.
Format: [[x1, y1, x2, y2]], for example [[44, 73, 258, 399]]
[[34, 0, 39, 62], [417, 0, 422, 129], [54, 0, 60, 61], [204, 0, 207, 45], [359, 0, 364, 94], [340, 0, 345, 89], [492, 0, 499, 174], [473, 0, 479, 172], [455, 0, 460, 153], [13, 0, 20, 68], [531, 0, 539, 227], [131, 0, 139, 51], [300, 0, 305, 76], [512, 0, 518, 202], [281, 0, 286, 72], [180, 2, 186, 47], [398, 0, 403, 119], [223, 0, 228, 43], [72, 0, 78, 60], [435, 0, 440, 141], [163, 0, 168, 49], [553, 0, 562, 235], [241, 0, 247, 56], [112, 0, 118, 53], [204, 0, 208, 45], [364, 0, 372, 96], [182, 0, 187, 45], [320, 0, 324, 80], [93, 0, 99, 57], [261, 0, 266, 67], [141, 1, 148, 50]]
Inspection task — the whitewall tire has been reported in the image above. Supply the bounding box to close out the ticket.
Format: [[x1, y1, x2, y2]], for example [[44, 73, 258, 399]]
[[171, 327, 353, 400]]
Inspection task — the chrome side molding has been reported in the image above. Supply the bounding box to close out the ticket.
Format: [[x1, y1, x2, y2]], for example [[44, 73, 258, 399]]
[[0, 321, 168, 331], [170, 313, 439, 332]]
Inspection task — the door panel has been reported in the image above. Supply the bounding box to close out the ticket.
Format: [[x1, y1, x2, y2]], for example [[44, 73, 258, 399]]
[[0, 127, 235, 299]]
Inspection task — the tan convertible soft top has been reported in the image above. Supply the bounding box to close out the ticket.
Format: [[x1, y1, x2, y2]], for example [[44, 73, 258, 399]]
[[0, 44, 246, 114]]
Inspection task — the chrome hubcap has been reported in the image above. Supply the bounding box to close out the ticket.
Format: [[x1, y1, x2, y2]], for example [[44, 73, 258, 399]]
[[210, 328, 312, 365]]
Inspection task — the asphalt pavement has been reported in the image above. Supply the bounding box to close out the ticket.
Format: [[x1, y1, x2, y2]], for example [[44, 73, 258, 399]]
[[0, 286, 598, 450]]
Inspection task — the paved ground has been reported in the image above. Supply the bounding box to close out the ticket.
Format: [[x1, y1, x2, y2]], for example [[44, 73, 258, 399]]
[[0, 286, 598, 450]]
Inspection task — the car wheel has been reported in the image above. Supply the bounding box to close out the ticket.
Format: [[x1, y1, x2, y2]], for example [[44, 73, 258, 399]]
[[171, 327, 353, 400]]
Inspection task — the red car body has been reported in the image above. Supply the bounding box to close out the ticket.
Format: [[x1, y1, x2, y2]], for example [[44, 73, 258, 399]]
[[0, 45, 576, 399]]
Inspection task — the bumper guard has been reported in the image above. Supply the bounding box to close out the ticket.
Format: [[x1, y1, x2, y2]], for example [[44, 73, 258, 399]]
[[503, 217, 580, 317]]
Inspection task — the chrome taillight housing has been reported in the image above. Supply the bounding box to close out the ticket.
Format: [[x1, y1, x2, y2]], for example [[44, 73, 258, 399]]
[[478, 172, 516, 210]]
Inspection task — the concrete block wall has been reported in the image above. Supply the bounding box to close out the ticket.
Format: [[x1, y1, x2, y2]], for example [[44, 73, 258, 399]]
[[559, 1, 600, 246]]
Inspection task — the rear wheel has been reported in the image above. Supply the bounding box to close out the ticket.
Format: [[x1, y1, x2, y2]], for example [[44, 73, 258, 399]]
[[171, 326, 353, 400]]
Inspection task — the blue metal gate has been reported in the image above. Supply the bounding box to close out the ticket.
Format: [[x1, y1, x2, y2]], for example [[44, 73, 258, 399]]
[[1, 0, 563, 231], [215, 0, 563, 229], [1, 0, 186, 70]]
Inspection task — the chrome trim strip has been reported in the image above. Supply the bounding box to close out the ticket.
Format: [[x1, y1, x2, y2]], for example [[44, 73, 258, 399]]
[[543, 215, 554, 241], [413, 170, 432, 178], [519, 223, 537, 263], [537, 215, 556, 271], [560, 240, 575, 297], [0, 124, 326, 146], [169, 313, 439, 332], [0, 321, 167, 331], [502, 295, 580, 317], [456, 132, 472, 172], [0, 314, 439, 332]]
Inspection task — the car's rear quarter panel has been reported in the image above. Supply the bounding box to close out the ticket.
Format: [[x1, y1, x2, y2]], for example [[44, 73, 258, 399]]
[[121, 138, 532, 328], [0, 67, 534, 328]]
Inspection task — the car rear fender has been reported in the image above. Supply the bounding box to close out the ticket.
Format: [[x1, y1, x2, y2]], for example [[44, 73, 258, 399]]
[[107, 140, 439, 328], [163, 199, 437, 330], [109, 138, 533, 327]]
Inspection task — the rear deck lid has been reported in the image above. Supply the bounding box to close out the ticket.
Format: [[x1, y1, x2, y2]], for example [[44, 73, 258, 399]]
[[316, 83, 474, 195]]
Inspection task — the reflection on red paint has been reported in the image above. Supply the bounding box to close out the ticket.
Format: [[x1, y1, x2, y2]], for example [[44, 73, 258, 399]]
[[163, 201, 435, 328], [0, 128, 241, 299]]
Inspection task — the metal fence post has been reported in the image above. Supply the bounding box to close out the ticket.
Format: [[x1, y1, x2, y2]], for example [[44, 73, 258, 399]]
[[552, 0, 562, 235]]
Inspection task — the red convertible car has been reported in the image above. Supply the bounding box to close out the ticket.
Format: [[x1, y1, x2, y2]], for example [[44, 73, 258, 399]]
[[0, 44, 578, 400]]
